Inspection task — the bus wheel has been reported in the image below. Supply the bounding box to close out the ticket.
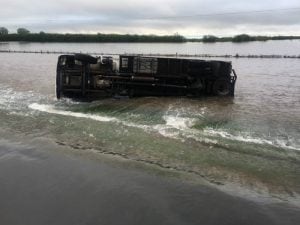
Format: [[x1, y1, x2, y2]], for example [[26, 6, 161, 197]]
[[213, 79, 230, 96]]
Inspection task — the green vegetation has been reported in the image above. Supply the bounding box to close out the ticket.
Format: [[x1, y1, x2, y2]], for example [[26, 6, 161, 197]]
[[202, 35, 218, 43], [190, 34, 300, 43], [17, 27, 30, 35], [232, 34, 255, 42], [0, 27, 8, 35], [0, 28, 186, 43], [0, 27, 300, 43]]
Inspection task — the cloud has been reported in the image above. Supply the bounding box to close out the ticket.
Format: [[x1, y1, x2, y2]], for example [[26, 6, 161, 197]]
[[0, 0, 300, 36]]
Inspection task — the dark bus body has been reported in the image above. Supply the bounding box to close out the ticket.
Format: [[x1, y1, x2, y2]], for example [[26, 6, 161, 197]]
[[56, 54, 237, 99]]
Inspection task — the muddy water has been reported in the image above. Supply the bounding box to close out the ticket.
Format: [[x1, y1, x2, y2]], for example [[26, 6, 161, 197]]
[[0, 42, 299, 199]]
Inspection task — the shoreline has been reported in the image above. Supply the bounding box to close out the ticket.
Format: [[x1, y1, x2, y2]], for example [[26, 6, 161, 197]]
[[1, 34, 300, 43]]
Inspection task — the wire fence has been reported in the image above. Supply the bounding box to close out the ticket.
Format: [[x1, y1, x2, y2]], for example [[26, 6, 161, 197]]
[[0, 50, 299, 59]]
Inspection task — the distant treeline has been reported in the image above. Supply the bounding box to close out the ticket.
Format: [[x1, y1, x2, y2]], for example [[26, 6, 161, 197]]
[[189, 34, 300, 43], [0, 27, 300, 43], [0, 32, 186, 43]]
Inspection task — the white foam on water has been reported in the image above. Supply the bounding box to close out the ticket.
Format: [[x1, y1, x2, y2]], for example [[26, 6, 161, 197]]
[[152, 124, 183, 140], [183, 132, 219, 145], [155, 110, 218, 144], [29, 103, 118, 122], [121, 121, 152, 130], [28, 103, 299, 151], [0, 87, 43, 111], [0, 88, 16, 107], [163, 104, 206, 128], [155, 107, 219, 144], [163, 115, 197, 130], [29, 103, 158, 136], [204, 128, 300, 151], [204, 128, 270, 145], [273, 138, 300, 151], [29, 103, 200, 142], [160, 106, 299, 150]]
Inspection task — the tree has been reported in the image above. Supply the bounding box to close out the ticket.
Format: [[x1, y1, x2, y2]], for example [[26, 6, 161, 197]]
[[202, 35, 218, 43], [17, 28, 30, 35], [0, 27, 8, 35], [232, 34, 255, 42]]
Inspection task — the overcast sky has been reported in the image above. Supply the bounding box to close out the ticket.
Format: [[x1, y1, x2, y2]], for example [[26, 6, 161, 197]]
[[1, 0, 300, 37]]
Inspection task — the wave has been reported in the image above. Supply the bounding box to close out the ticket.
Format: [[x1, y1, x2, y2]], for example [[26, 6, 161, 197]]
[[29, 103, 118, 122], [203, 128, 299, 151], [163, 115, 197, 130], [28, 103, 217, 144], [28, 103, 299, 151]]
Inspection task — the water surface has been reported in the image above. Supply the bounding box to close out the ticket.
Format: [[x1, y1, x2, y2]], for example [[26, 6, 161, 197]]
[[0, 41, 299, 197]]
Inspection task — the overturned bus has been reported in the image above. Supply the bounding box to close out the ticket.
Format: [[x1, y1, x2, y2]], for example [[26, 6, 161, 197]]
[[56, 53, 237, 99]]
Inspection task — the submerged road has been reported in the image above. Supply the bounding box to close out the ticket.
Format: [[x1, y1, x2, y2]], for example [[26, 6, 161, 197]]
[[0, 138, 299, 225]]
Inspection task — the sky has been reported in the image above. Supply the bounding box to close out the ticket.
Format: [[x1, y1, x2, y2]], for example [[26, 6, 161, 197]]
[[1, 0, 300, 37]]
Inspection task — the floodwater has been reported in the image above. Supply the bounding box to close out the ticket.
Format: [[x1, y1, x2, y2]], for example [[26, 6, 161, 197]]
[[0, 41, 300, 224]]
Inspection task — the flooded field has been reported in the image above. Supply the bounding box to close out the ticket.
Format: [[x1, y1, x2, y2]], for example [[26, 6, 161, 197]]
[[0, 41, 299, 224]]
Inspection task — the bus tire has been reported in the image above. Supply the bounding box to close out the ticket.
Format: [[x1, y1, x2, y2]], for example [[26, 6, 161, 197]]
[[213, 78, 231, 96]]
